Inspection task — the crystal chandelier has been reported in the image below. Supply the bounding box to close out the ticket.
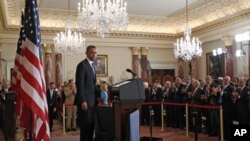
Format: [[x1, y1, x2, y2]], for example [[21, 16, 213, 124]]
[[77, 0, 129, 38], [53, 0, 85, 55], [174, 0, 202, 62]]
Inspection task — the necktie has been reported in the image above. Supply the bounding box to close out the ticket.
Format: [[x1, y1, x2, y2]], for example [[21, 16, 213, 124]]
[[91, 62, 95, 75], [219, 89, 223, 105], [219, 86, 224, 105]]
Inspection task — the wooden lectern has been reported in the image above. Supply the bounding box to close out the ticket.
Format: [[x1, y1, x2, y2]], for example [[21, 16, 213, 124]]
[[110, 79, 145, 141]]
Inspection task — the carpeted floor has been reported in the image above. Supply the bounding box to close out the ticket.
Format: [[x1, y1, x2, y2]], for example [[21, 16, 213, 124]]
[[0, 119, 219, 141], [49, 119, 219, 141], [51, 135, 79, 141]]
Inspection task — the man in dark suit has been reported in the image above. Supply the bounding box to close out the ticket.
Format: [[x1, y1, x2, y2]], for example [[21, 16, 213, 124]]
[[237, 78, 250, 125], [46, 82, 58, 132], [220, 76, 234, 140], [75, 45, 98, 141], [190, 79, 204, 132], [174, 77, 185, 129]]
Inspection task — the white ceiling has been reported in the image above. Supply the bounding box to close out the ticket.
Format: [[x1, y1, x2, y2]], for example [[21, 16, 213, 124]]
[[40, 0, 199, 17], [1, 0, 250, 35], [125, 0, 199, 17]]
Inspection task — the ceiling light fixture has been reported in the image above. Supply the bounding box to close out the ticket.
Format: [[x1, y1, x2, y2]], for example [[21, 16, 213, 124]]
[[53, 0, 85, 55], [174, 0, 202, 62], [77, 0, 129, 38]]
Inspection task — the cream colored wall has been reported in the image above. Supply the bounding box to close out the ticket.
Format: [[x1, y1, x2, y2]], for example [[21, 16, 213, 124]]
[[2, 35, 247, 85], [3, 33, 248, 84], [198, 39, 225, 80], [148, 48, 178, 75], [1, 42, 17, 82], [0, 35, 174, 85], [63, 45, 132, 84]]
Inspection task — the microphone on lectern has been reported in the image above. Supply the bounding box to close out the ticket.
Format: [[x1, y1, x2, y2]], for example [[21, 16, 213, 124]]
[[126, 68, 137, 77]]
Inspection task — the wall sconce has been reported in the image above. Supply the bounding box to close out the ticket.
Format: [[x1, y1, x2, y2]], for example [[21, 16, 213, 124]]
[[236, 49, 246, 57], [212, 47, 227, 56], [236, 42, 249, 57]]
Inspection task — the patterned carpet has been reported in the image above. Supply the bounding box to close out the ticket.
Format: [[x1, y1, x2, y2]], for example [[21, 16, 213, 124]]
[[3, 119, 218, 141], [50, 119, 80, 141], [51, 135, 79, 141], [49, 119, 219, 141]]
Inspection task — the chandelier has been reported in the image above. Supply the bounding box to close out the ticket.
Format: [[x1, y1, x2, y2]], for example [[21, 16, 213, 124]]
[[77, 0, 129, 38], [53, 0, 85, 55], [174, 0, 202, 62]]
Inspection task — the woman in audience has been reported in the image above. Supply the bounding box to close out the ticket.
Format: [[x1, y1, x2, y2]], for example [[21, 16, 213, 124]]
[[99, 81, 109, 106]]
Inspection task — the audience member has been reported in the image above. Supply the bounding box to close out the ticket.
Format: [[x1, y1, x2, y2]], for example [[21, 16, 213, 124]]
[[46, 82, 58, 132], [99, 81, 108, 106], [64, 79, 77, 131]]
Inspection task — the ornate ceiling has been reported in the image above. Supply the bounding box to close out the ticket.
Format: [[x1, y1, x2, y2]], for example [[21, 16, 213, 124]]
[[0, 0, 250, 38]]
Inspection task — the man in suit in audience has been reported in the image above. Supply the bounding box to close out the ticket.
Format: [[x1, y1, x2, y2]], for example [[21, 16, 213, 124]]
[[46, 82, 58, 132], [190, 79, 204, 132], [237, 78, 250, 125], [175, 77, 185, 129], [75, 45, 99, 141], [202, 75, 213, 134], [220, 76, 234, 140]]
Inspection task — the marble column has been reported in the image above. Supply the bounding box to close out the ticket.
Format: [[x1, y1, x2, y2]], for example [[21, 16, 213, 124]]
[[55, 53, 63, 87], [178, 58, 184, 79], [131, 47, 141, 78], [43, 44, 53, 88], [141, 47, 149, 82], [222, 35, 234, 79], [191, 58, 198, 79]]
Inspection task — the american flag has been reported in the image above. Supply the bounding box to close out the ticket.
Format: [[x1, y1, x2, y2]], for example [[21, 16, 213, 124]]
[[12, 12, 25, 92], [15, 0, 50, 140], [11, 11, 28, 129]]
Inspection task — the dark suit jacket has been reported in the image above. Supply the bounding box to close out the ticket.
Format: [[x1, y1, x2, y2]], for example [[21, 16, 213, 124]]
[[46, 89, 58, 113], [237, 87, 250, 115], [75, 59, 98, 109], [190, 87, 205, 114], [221, 84, 234, 113], [175, 83, 186, 103], [191, 87, 203, 105]]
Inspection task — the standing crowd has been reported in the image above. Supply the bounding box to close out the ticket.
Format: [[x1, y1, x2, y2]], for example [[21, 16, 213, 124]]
[[0, 44, 248, 141], [141, 75, 250, 141], [23, 44, 250, 141]]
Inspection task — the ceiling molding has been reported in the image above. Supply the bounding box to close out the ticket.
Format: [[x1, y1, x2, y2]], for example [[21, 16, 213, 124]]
[[0, 0, 250, 43], [1, 0, 250, 33], [193, 9, 250, 36]]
